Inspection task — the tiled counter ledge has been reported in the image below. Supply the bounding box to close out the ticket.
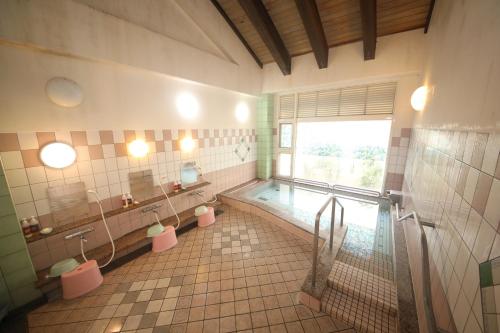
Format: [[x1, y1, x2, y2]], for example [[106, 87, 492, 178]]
[[26, 181, 211, 243]]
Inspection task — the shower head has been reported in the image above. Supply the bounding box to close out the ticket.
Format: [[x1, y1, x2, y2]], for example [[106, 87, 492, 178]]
[[87, 189, 101, 203]]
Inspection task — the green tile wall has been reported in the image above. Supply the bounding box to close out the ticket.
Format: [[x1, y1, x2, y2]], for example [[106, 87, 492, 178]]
[[0, 161, 41, 311], [257, 94, 274, 179]]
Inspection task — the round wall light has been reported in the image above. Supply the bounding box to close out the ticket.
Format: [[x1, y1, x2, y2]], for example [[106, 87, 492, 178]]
[[40, 142, 77, 169], [181, 137, 195, 152], [411, 86, 429, 111], [128, 139, 149, 158], [235, 102, 249, 123], [46, 77, 83, 108], [176, 93, 199, 119]]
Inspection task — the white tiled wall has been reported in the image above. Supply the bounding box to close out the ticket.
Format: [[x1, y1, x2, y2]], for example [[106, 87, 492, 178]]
[[0, 129, 257, 223], [403, 128, 500, 332], [0, 129, 257, 271]]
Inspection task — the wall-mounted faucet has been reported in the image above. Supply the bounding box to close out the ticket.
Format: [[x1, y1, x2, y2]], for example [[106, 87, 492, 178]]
[[142, 204, 162, 214], [189, 190, 204, 196], [65, 227, 94, 240]]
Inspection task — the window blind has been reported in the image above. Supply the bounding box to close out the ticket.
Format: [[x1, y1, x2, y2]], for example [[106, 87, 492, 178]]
[[278, 94, 295, 119], [287, 82, 397, 118]]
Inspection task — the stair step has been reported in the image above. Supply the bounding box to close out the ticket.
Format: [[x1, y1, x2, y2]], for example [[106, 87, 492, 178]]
[[336, 249, 394, 281], [328, 261, 398, 316], [300, 223, 349, 302], [322, 286, 398, 333]]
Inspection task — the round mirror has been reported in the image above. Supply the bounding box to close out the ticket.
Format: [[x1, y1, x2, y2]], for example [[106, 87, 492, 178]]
[[40, 142, 77, 169], [46, 77, 83, 108]]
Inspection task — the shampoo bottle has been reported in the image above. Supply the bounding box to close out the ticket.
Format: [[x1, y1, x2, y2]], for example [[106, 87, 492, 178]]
[[21, 219, 31, 237], [122, 194, 128, 208], [126, 193, 133, 205], [29, 216, 40, 232]]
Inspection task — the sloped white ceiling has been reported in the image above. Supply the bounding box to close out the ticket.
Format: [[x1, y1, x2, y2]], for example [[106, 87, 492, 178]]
[[74, 0, 229, 61]]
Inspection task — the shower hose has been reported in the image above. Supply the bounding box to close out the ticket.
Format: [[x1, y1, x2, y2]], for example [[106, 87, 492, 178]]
[[83, 190, 116, 268], [159, 178, 181, 230]]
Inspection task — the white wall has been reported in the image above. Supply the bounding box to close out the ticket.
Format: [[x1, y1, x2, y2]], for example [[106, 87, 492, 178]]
[[0, 44, 256, 132], [0, 0, 262, 96], [415, 0, 500, 131], [262, 29, 426, 95]]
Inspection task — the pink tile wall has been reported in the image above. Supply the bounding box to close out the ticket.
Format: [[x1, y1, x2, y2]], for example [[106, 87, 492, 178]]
[[402, 128, 499, 333], [385, 128, 411, 191], [0, 129, 257, 271]]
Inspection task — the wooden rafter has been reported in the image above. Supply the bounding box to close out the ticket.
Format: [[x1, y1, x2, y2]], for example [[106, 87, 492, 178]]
[[238, 0, 291, 75], [359, 0, 377, 60], [210, 0, 263, 68], [294, 0, 329, 69], [424, 0, 436, 33]]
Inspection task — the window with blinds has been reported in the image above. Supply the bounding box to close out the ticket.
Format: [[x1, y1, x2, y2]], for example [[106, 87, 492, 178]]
[[284, 82, 396, 119], [278, 94, 295, 119]]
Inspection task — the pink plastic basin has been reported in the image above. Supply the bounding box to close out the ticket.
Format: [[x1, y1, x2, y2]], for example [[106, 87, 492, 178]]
[[61, 260, 103, 299], [198, 207, 215, 227], [152, 225, 178, 253]]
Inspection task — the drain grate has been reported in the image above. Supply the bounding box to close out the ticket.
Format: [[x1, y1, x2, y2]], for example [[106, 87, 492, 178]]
[[258, 197, 268, 201]]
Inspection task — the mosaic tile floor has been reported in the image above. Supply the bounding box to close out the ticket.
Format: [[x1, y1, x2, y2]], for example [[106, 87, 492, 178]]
[[27, 205, 356, 333]]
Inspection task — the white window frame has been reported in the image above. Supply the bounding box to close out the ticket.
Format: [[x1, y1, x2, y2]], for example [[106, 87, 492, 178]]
[[276, 81, 396, 186]]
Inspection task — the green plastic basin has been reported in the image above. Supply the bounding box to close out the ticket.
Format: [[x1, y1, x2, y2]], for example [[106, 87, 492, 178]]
[[147, 224, 165, 238], [48, 258, 80, 277]]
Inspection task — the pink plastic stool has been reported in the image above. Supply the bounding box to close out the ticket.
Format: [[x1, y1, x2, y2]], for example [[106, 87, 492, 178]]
[[198, 207, 215, 227], [152, 225, 178, 253], [61, 260, 103, 299]]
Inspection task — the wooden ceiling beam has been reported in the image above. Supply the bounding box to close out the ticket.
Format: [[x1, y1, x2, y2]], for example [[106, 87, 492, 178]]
[[359, 0, 377, 60], [210, 0, 263, 68], [238, 0, 291, 75], [294, 0, 329, 69], [424, 0, 436, 33]]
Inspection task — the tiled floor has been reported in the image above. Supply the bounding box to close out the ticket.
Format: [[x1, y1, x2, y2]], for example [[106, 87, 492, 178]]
[[28, 205, 355, 333]]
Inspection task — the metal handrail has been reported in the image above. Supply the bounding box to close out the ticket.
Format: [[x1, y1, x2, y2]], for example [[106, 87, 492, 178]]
[[312, 195, 344, 287], [274, 177, 382, 198], [395, 203, 438, 333], [292, 178, 330, 189], [332, 184, 381, 197]]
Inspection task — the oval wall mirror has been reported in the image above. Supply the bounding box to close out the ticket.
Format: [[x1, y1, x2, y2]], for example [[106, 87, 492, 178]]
[[45, 77, 83, 107]]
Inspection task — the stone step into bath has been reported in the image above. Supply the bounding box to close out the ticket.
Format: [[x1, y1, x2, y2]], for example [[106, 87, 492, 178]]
[[321, 285, 398, 333], [327, 260, 398, 317]]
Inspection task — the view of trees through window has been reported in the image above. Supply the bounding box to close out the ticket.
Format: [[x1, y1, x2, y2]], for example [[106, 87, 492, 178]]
[[293, 120, 391, 191]]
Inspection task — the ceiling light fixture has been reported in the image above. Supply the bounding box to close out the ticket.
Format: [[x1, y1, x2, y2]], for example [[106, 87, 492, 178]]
[[128, 139, 149, 158], [181, 137, 195, 152], [176, 93, 199, 120], [235, 102, 250, 123]]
